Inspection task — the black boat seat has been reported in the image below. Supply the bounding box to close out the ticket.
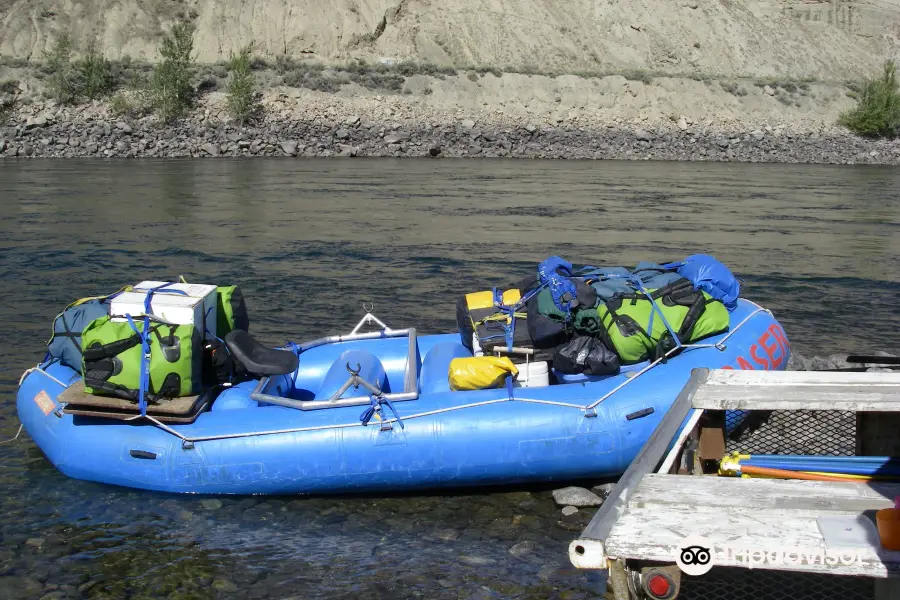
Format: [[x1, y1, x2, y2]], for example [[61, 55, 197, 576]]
[[224, 330, 299, 377]]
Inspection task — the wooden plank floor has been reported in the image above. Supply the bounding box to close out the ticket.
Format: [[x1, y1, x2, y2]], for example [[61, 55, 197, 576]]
[[59, 381, 208, 422], [605, 473, 900, 577], [692, 370, 900, 411]]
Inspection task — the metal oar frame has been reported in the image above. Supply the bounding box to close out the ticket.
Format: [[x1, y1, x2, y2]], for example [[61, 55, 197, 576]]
[[249, 310, 418, 411]]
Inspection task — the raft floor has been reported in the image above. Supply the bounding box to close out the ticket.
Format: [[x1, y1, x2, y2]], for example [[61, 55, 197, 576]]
[[59, 381, 209, 424]]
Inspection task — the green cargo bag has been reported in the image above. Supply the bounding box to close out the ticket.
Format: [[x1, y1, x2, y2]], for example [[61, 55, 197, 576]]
[[597, 279, 729, 364], [216, 285, 250, 337], [81, 315, 202, 402]]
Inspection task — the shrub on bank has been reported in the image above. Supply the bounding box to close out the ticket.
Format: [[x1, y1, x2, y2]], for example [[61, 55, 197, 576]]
[[76, 43, 116, 100], [44, 35, 78, 104], [839, 60, 900, 138], [42, 36, 117, 103], [226, 45, 259, 124], [148, 21, 196, 122]]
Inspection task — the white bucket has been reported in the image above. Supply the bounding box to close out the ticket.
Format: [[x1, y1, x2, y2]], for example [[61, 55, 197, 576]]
[[513, 360, 550, 388]]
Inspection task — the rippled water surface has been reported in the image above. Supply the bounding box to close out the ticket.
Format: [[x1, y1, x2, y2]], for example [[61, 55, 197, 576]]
[[1, 159, 899, 600]]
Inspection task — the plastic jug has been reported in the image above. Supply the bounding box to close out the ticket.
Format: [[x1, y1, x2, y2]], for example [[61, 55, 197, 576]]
[[876, 496, 900, 551]]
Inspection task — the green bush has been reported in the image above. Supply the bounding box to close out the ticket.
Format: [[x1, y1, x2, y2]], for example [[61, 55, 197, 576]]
[[148, 21, 196, 122], [44, 34, 78, 104], [227, 45, 258, 124], [839, 60, 900, 138], [76, 43, 116, 100]]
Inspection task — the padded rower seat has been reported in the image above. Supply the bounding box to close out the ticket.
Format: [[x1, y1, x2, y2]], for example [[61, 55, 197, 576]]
[[224, 330, 299, 376]]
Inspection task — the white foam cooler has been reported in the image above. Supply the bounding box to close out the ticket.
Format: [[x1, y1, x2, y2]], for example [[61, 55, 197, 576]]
[[110, 281, 218, 339]]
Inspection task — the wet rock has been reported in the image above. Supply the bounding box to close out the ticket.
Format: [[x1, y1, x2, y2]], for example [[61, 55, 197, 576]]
[[429, 145, 441, 157], [509, 540, 538, 557], [200, 499, 223, 510], [279, 140, 298, 156], [459, 555, 496, 566], [25, 537, 45, 549], [591, 482, 616, 499], [23, 144, 33, 156], [435, 528, 461, 541], [2, 577, 44, 599], [337, 144, 358, 157], [553, 486, 603, 507], [561, 506, 579, 517], [212, 579, 238, 592]]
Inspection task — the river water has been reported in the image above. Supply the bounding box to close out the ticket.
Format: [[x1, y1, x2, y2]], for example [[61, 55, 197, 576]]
[[0, 159, 899, 600]]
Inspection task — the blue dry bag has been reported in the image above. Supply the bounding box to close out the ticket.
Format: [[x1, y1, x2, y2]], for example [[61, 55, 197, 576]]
[[677, 254, 740, 311]]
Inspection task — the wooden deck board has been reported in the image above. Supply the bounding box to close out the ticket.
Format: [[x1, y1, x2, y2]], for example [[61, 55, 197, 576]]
[[605, 473, 900, 577], [693, 370, 900, 411], [59, 381, 208, 423]]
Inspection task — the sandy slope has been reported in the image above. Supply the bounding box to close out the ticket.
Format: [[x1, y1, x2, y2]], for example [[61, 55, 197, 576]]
[[1, 0, 898, 80]]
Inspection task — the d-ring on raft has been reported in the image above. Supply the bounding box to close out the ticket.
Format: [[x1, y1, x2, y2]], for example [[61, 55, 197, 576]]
[[16, 295, 790, 495]]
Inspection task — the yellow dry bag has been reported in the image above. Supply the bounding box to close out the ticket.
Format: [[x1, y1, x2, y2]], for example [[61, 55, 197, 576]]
[[448, 356, 519, 391]]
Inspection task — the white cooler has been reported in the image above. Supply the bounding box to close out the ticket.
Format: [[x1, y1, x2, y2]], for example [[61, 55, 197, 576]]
[[110, 281, 218, 339]]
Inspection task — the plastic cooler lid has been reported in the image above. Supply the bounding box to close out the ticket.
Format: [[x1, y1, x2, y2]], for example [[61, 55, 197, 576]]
[[133, 281, 217, 298]]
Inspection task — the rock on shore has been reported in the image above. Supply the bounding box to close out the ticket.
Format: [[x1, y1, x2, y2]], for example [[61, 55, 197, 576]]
[[2, 92, 899, 163]]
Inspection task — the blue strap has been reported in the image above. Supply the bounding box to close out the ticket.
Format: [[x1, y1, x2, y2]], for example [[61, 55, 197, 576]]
[[505, 374, 515, 401], [359, 395, 405, 429], [126, 283, 190, 416], [629, 276, 683, 349], [124, 313, 151, 415]]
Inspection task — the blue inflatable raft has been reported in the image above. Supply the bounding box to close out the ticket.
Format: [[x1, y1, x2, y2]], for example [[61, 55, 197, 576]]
[[15, 298, 791, 496]]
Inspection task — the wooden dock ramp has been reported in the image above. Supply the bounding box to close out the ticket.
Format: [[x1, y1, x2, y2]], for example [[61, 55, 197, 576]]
[[570, 368, 900, 600]]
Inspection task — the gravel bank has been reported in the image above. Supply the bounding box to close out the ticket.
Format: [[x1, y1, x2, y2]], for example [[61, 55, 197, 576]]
[[3, 91, 900, 163]]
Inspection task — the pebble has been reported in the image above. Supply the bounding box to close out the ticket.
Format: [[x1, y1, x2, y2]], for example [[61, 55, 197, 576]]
[[508, 540, 539, 557], [561, 506, 579, 517], [553, 486, 603, 507], [459, 555, 496, 566]]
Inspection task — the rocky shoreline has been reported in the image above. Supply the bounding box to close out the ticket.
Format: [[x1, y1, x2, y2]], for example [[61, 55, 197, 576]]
[[3, 93, 900, 163]]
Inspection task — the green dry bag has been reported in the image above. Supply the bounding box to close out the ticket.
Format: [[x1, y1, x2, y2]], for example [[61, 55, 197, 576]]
[[81, 315, 202, 401], [216, 286, 250, 337], [596, 279, 729, 364]]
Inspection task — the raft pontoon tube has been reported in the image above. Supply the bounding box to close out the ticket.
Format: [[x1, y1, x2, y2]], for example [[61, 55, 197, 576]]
[[16, 300, 790, 495]]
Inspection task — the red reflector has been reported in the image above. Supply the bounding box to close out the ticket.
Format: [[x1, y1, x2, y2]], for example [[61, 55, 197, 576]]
[[647, 573, 672, 597]]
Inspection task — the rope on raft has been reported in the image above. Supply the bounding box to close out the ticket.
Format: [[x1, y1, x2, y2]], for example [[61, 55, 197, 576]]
[[0, 424, 24, 445]]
